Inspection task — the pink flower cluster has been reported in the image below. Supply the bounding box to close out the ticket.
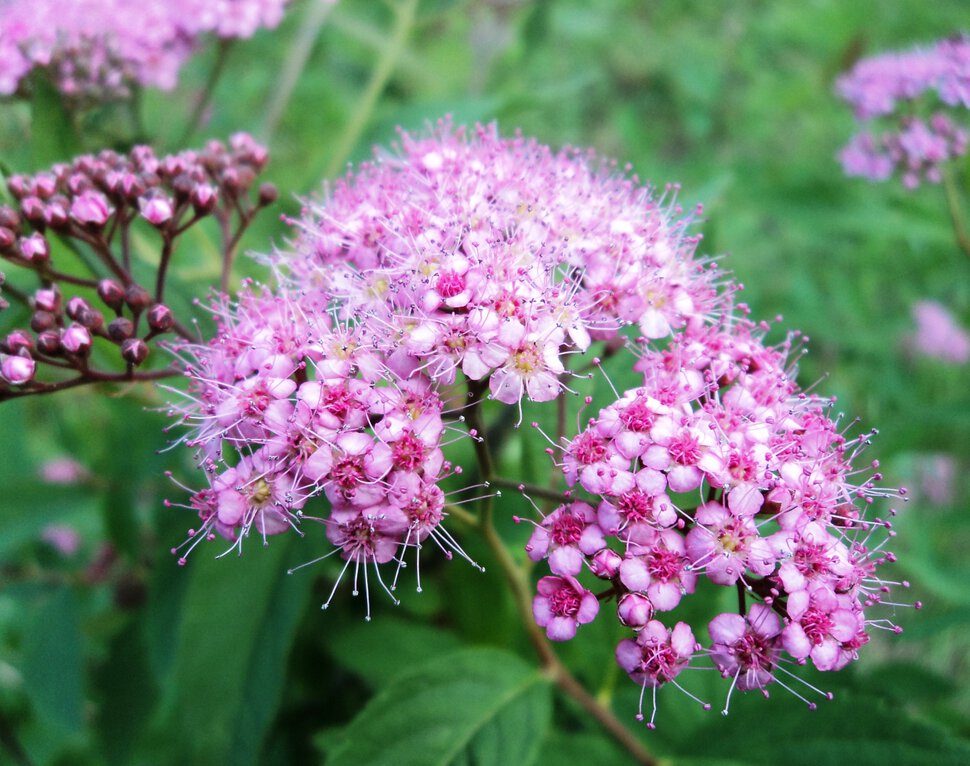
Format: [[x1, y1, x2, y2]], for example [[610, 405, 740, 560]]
[[164, 121, 909, 716], [0, 0, 290, 101], [909, 299, 970, 364], [523, 310, 909, 725], [837, 35, 970, 187]]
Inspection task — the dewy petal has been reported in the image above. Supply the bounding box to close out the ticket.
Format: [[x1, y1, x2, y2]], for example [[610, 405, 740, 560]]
[[782, 622, 811, 659], [532, 596, 552, 627], [648, 581, 682, 611], [671, 622, 696, 657], [615, 638, 642, 674], [576, 591, 600, 624], [830, 609, 861, 642], [619, 556, 651, 591], [547, 616, 578, 641]]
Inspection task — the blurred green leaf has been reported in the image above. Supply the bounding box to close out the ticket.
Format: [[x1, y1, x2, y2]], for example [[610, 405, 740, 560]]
[[29, 75, 80, 169], [326, 646, 552, 766], [158, 537, 313, 764], [22, 587, 84, 733]]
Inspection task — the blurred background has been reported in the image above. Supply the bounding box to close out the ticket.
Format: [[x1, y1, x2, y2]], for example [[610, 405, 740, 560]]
[[1, 1, 969, 763]]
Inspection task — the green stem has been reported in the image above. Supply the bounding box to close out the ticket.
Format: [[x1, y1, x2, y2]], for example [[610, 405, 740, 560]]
[[490, 477, 572, 505], [322, 0, 417, 179], [942, 166, 970, 261], [260, 0, 337, 142]]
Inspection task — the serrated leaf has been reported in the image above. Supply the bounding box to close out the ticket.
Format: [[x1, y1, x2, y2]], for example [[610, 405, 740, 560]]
[[158, 536, 313, 764], [21, 586, 84, 733], [326, 647, 552, 766]]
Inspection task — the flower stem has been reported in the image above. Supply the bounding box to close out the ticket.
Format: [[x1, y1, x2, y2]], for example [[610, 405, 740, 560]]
[[179, 39, 234, 146], [464, 387, 656, 766], [322, 0, 417, 179], [260, 0, 337, 142], [490, 476, 573, 505], [942, 166, 970, 261]]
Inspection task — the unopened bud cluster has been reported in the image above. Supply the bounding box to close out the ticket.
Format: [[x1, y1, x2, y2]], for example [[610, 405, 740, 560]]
[[0, 134, 273, 399]]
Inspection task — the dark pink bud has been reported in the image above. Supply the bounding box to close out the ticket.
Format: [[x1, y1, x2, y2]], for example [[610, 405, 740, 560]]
[[124, 284, 152, 312], [21, 197, 46, 225], [5, 330, 34, 354], [107, 317, 134, 341], [617, 592, 654, 629], [258, 183, 278, 206], [34, 288, 60, 313], [0, 353, 35, 385], [31, 310, 56, 332], [97, 279, 125, 310], [66, 296, 91, 319], [121, 338, 149, 365], [589, 548, 622, 579], [191, 183, 218, 214], [7, 175, 28, 199], [44, 197, 71, 231], [67, 173, 92, 196], [33, 174, 57, 199], [19, 233, 50, 263], [61, 324, 92, 355], [36, 330, 61, 355], [0, 227, 14, 250], [147, 303, 174, 332], [139, 195, 173, 226], [77, 308, 104, 331], [0, 206, 20, 230], [70, 191, 111, 227]]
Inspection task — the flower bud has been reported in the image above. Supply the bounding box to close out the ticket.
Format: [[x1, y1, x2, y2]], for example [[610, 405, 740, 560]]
[[0, 206, 20, 230], [44, 197, 71, 231], [147, 303, 174, 332], [21, 197, 46, 226], [77, 308, 104, 331], [617, 592, 654, 629], [19, 233, 50, 263], [36, 330, 61, 355], [124, 284, 152, 312], [5, 330, 34, 354], [107, 317, 134, 341], [31, 310, 56, 332], [97, 279, 125, 310], [139, 194, 174, 226], [66, 296, 91, 320], [7, 175, 28, 199], [121, 338, 149, 365], [0, 353, 35, 385], [191, 183, 218, 214], [61, 324, 92, 355], [33, 288, 60, 313], [32, 173, 57, 199], [70, 190, 111, 227], [589, 548, 622, 579], [258, 182, 278, 206], [0, 227, 15, 251]]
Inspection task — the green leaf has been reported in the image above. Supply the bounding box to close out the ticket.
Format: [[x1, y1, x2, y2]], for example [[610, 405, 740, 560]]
[[534, 730, 627, 765], [21, 586, 84, 733], [324, 614, 462, 689], [326, 647, 552, 766], [29, 74, 80, 169], [157, 537, 314, 765]]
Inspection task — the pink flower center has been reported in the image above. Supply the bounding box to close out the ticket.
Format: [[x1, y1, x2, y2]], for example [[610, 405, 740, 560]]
[[323, 384, 357, 418], [617, 490, 653, 524], [668, 432, 700, 465], [436, 270, 466, 298], [647, 547, 683, 582], [550, 512, 584, 546], [512, 343, 542, 374], [619, 397, 656, 431], [549, 586, 581, 617], [800, 607, 834, 645], [735, 631, 776, 671], [331, 456, 365, 489], [572, 432, 608, 465], [391, 433, 425, 471]]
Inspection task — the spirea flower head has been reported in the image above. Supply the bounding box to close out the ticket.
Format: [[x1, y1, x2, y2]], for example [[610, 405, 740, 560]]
[[837, 35, 970, 187], [0, 0, 290, 102]]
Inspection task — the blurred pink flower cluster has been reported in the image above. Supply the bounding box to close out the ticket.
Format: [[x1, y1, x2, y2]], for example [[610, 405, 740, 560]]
[[837, 35, 970, 187], [0, 0, 290, 102]]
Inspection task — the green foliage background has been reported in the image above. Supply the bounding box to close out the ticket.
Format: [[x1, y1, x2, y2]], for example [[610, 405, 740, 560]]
[[1, 1, 969, 764]]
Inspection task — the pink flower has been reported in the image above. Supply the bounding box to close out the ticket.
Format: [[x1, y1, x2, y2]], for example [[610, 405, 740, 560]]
[[532, 575, 600, 641], [910, 300, 970, 364], [782, 585, 862, 671], [525, 501, 606, 576], [709, 603, 782, 692], [616, 620, 696, 687], [0, 353, 35, 384]]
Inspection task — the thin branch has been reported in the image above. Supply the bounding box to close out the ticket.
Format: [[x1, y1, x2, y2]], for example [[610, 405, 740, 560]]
[[179, 39, 235, 146]]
